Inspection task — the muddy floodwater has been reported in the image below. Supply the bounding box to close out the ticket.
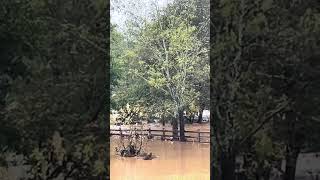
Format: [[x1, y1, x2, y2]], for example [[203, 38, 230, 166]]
[[110, 137, 210, 180]]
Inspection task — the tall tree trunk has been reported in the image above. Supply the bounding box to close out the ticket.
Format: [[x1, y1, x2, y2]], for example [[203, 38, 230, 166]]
[[255, 163, 263, 180], [178, 109, 186, 141], [284, 111, 300, 180], [198, 109, 203, 123], [162, 115, 165, 126], [212, 143, 222, 180], [284, 148, 299, 180], [221, 151, 236, 180], [190, 113, 194, 124], [263, 168, 271, 180], [197, 104, 205, 124], [255, 161, 271, 180], [172, 116, 179, 140]]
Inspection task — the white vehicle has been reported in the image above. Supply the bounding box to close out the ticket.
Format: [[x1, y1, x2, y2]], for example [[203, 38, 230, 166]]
[[192, 110, 210, 123], [202, 110, 210, 122]]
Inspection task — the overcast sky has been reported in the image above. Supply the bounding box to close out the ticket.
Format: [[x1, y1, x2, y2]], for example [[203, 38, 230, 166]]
[[111, 0, 173, 32]]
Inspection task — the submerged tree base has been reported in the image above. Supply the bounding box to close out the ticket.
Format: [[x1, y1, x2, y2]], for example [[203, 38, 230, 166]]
[[116, 145, 155, 160], [114, 124, 156, 160], [117, 145, 139, 157]]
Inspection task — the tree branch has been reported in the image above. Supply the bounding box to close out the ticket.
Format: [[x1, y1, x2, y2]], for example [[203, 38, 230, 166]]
[[238, 99, 290, 146], [78, 34, 108, 54]]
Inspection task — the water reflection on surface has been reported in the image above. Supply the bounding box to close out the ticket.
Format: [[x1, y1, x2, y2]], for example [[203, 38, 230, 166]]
[[110, 137, 210, 180]]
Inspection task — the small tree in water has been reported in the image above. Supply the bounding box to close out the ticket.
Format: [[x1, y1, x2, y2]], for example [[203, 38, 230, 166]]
[[115, 104, 153, 159]]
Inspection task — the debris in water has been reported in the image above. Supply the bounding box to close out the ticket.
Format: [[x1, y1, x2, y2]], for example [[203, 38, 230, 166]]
[[143, 153, 153, 160]]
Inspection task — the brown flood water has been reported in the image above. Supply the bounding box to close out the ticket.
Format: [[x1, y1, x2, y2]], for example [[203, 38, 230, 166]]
[[110, 137, 210, 180]]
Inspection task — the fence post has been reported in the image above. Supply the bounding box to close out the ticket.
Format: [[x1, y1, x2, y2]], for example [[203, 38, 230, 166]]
[[198, 129, 201, 142]]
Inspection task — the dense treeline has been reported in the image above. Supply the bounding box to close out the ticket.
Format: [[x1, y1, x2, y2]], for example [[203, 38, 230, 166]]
[[0, 0, 108, 179], [210, 0, 320, 179], [112, 0, 320, 180]]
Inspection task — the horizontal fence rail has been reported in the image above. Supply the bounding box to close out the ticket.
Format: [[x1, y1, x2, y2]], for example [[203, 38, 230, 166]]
[[110, 127, 210, 143]]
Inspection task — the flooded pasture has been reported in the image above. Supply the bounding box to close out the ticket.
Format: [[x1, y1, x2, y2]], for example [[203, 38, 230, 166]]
[[110, 137, 210, 180]]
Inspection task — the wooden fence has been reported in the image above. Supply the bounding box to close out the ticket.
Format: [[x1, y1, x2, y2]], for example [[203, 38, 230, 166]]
[[110, 127, 210, 143]]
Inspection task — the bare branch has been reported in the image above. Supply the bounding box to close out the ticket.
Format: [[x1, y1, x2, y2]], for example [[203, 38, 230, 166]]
[[238, 99, 291, 146]]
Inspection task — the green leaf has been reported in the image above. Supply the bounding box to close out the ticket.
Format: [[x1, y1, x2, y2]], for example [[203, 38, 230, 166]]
[[261, 0, 273, 11]]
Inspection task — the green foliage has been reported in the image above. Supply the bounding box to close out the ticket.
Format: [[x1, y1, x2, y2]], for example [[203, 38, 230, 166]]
[[254, 133, 275, 160], [0, 0, 108, 178], [111, 0, 210, 127], [117, 104, 146, 124], [211, 0, 320, 179], [135, 2, 207, 111], [27, 132, 106, 179]]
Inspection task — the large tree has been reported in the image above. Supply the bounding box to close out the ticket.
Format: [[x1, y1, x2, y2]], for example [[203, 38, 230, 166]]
[[129, 0, 207, 141], [111, 0, 209, 140]]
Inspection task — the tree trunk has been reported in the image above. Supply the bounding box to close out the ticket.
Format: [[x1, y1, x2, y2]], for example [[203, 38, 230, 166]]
[[284, 110, 300, 180], [178, 109, 186, 141], [284, 148, 299, 180], [255, 161, 271, 180], [162, 115, 165, 126], [255, 164, 263, 180], [263, 169, 271, 180], [197, 105, 205, 124], [221, 151, 236, 180], [172, 116, 179, 140], [190, 113, 194, 124], [198, 110, 203, 123]]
